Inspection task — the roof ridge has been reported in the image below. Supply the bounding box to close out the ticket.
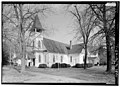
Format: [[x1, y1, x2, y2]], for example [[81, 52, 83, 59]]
[[43, 37, 69, 46]]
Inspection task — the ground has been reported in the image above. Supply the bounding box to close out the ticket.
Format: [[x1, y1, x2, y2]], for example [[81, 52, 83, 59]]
[[2, 65, 115, 84]]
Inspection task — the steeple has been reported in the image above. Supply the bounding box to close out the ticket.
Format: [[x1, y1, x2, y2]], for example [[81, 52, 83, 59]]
[[31, 15, 45, 33]]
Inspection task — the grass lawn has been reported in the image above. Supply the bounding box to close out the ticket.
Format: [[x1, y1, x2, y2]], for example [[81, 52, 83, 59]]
[[26, 65, 115, 84], [2, 65, 115, 84]]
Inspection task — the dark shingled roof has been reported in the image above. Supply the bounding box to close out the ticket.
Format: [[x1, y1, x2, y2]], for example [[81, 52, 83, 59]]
[[31, 15, 45, 32], [68, 44, 84, 54], [29, 14, 84, 54], [43, 38, 69, 54]]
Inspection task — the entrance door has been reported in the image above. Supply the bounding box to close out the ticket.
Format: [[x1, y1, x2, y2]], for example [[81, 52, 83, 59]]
[[33, 58, 35, 66]]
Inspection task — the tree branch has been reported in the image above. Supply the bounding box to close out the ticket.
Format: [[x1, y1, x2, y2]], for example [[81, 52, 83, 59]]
[[89, 4, 103, 22]]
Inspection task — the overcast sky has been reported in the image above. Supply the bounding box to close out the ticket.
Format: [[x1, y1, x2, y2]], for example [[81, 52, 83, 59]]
[[40, 4, 77, 44]]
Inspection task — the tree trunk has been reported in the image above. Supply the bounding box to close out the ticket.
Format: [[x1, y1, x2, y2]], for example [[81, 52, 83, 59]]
[[21, 34, 26, 73], [106, 35, 112, 72], [103, 4, 112, 72], [19, 4, 26, 73], [84, 44, 87, 69]]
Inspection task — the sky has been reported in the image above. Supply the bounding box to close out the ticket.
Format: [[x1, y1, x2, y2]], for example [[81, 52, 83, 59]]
[[39, 4, 77, 45], [38, 4, 99, 45]]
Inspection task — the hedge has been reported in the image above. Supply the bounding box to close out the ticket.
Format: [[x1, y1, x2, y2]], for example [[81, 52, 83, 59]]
[[38, 64, 47, 68], [72, 63, 93, 68], [51, 63, 71, 68]]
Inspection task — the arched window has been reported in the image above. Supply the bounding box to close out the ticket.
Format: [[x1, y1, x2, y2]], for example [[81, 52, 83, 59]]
[[70, 56, 72, 62], [38, 40, 42, 49], [39, 55, 41, 63], [53, 55, 55, 62]]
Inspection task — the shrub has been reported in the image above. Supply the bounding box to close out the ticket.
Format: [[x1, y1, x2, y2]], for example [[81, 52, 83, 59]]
[[51, 63, 71, 68], [73, 63, 93, 68], [100, 62, 107, 65], [67, 64, 71, 68], [87, 63, 93, 68], [61, 63, 71, 68], [51, 63, 61, 68], [38, 64, 47, 68], [75, 63, 84, 68]]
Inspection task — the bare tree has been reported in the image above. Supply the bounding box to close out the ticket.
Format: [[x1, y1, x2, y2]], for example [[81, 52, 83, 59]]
[[89, 3, 116, 72], [68, 4, 97, 69], [2, 4, 52, 73]]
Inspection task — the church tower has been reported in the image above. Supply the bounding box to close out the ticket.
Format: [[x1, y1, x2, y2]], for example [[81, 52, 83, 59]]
[[31, 15, 45, 51], [30, 15, 46, 67]]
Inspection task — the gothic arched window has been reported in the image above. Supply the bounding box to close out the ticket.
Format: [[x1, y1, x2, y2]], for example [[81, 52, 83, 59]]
[[38, 40, 41, 48], [70, 56, 72, 62], [53, 55, 55, 62], [39, 55, 41, 63]]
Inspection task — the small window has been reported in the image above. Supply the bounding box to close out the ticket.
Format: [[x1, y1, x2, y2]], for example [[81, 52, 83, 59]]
[[53, 55, 55, 62], [39, 55, 41, 63], [61, 56, 63, 62], [70, 56, 72, 62]]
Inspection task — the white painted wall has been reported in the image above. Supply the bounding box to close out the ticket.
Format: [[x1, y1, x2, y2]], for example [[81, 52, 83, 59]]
[[34, 32, 43, 50], [79, 53, 84, 64], [68, 52, 90, 66], [68, 54, 79, 66], [45, 53, 69, 67], [34, 52, 44, 67]]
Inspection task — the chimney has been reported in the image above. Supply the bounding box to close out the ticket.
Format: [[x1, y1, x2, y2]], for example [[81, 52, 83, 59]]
[[70, 40, 72, 49]]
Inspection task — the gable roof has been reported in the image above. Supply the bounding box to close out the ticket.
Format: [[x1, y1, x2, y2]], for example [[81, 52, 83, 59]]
[[43, 38, 69, 54], [68, 44, 84, 54]]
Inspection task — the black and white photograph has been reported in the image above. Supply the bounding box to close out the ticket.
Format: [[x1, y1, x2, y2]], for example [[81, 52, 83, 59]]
[[1, 1, 119, 85]]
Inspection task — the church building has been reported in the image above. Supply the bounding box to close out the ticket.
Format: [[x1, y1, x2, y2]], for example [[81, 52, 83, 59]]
[[15, 15, 100, 67]]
